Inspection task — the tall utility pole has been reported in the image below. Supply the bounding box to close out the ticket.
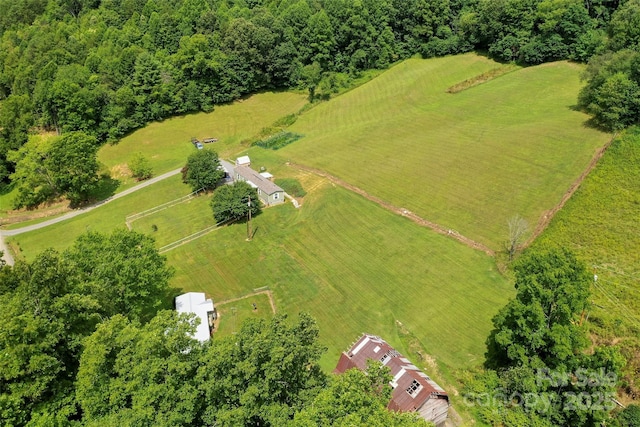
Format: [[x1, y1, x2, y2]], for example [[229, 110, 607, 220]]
[[247, 195, 252, 241]]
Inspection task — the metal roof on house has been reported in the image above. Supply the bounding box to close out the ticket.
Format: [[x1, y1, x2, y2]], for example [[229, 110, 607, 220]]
[[175, 292, 214, 343], [334, 334, 448, 414], [235, 165, 284, 195]]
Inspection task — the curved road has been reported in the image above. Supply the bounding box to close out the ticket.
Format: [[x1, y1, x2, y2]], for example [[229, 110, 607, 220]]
[[0, 168, 182, 266]]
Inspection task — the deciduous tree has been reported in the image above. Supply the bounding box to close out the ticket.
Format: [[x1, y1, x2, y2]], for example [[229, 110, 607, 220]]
[[293, 362, 430, 426], [76, 312, 202, 426], [197, 313, 327, 426], [210, 181, 261, 224], [128, 152, 153, 180], [64, 229, 174, 323], [486, 247, 591, 369], [182, 149, 225, 192]]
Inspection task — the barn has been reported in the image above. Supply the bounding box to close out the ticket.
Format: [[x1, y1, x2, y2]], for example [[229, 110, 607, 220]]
[[334, 334, 450, 426]]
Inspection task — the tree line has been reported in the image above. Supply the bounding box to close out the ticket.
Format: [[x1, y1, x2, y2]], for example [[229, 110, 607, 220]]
[[0, 229, 429, 426], [465, 247, 638, 426], [0, 0, 635, 192]]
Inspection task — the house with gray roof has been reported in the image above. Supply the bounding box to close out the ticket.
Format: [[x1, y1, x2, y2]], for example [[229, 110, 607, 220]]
[[234, 164, 285, 206]]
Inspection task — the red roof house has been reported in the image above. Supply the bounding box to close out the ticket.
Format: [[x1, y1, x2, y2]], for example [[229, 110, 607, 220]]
[[334, 334, 449, 426]]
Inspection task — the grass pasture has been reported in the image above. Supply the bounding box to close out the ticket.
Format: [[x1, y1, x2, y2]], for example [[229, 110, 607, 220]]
[[214, 292, 276, 336], [281, 53, 612, 249], [97, 91, 307, 188], [6, 175, 192, 261], [166, 182, 513, 372], [129, 192, 216, 248], [532, 129, 640, 399], [8, 53, 618, 413]]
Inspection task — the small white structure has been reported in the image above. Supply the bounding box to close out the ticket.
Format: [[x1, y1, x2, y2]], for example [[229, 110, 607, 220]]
[[259, 171, 274, 180], [236, 155, 251, 166], [175, 292, 216, 342]]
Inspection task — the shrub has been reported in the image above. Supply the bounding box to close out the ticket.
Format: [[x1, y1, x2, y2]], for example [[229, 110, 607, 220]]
[[275, 178, 306, 197], [253, 132, 303, 150], [128, 152, 153, 181]]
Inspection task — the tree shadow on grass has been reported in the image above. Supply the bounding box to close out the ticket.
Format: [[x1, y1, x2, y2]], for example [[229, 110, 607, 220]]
[[0, 181, 15, 197], [83, 174, 120, 206]]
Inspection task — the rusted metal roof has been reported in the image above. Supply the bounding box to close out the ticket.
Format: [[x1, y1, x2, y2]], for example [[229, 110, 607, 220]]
[[334, 334, 448, 414]]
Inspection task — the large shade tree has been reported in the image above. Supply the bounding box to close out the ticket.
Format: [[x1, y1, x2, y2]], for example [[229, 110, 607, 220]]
[[182, 149, 225, 192], [9, 131, 100, 208], [479, 247, 625, 426], [210, 181, 261, 224]]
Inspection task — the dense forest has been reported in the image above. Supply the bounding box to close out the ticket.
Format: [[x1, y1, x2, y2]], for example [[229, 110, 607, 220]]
[[0, 0, 639, 203]]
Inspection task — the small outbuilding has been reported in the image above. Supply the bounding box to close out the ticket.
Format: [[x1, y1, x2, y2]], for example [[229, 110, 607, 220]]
[[235, 155, 251, 166], [334, 334, 449, 426], [175, 292, 216, 343]]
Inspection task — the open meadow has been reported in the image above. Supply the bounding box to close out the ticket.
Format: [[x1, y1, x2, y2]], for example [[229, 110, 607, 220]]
[[6, 175, 191, 260], [97, 91, 307, 188], [532, 128, 640, 400], [8, 170, 513, 374], [164, 180, 512, 372], [280, 53, 612, 249], [5, 54, 618, 415]]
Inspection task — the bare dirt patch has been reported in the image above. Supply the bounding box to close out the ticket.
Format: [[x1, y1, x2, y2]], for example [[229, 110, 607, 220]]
[[110, 164, 131, 180], [446, 64, 519, 94], [1, 200, 71, 225]]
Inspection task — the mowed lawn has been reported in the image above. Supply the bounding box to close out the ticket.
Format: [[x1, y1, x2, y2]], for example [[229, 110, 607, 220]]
[[281, 53, 611, 249], [166, 182, 512, 371], [9, 171, 512, 372], [97, 91, 307, 187], [6, 175, 192, 261]]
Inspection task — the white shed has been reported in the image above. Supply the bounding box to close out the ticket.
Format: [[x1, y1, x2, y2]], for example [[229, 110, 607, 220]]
[[235, 155, 251, 166], [175, 292, 216, 342]]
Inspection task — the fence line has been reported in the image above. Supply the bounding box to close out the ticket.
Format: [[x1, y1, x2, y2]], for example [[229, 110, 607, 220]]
[[126, 188, 204, 229], [158, 220, 228, 253]]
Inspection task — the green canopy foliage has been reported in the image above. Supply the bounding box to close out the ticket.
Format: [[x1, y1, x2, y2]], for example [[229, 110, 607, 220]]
[[0, 0, 625, 186], [472, 247, 626, 426], [182, 149, 225, 192], [486, 247, 591, 370], [9, 131, 100, 208], [127, 152, 153, 181], [211, 181, 261, 224], [0, 229, 173, 425]]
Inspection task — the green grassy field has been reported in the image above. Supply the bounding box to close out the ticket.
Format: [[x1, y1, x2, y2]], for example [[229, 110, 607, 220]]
[[6, 175, 192, 261], [280, 54, 611, 250], [8, 54, 615, 408], [97, 91, 307, 188], [130, 192, 216, 248], [532, 128, 640, 400], [165, 181, 512, 372], [214, 293, 275, 336], [10, 171, 512, 375]]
